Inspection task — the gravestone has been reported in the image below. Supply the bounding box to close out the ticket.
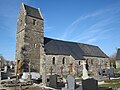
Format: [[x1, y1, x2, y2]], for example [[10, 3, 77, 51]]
[[49, 74, 58, 88], [21, 72, 28, 80], [67, 75, 75, 90], [62, 74, 82, 90], [4, 66, 7, 73], [49, 74, 65, 89], [21, 72, 40, 81], [82, 78, 98, 90], [82, 61, 89, 80], [109, 68, 114, 77], [10, 65, 13, 69]]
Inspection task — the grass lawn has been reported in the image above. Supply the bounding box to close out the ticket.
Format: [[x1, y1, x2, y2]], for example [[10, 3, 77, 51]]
[[99, 83, 120, 88], [99, 79, 120, 88]]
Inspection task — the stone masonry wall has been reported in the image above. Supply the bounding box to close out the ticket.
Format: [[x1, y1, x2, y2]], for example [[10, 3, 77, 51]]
[[45, 55, 75, 75]]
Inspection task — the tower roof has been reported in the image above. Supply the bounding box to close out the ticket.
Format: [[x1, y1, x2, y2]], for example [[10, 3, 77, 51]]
[[116, 48, 120, 60], [23, 4, 43, 19]]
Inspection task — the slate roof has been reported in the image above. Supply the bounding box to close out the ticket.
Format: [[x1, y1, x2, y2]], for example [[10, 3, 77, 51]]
[[44, 37, 108, 60], [78, 43, 108, 58], [24, 4, 43, 19], [116, 48, 120, 60]]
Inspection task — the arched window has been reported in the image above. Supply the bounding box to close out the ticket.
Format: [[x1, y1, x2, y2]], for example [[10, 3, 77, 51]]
[[62, 57, 65, 64], [52, 57, 55, 65], [79, 61, 80, 65]]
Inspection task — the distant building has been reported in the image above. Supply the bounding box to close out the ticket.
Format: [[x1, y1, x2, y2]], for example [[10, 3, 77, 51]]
[[0, 55, 6, 69], [116, 48, 120, 68], [16, 3, 109, 75]]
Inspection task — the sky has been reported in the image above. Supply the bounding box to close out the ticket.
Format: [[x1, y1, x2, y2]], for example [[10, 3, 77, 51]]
[[0, 0, 120, 60]]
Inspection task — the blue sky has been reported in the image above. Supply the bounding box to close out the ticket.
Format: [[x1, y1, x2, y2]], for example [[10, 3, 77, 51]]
[[0, 0, 120, 60]]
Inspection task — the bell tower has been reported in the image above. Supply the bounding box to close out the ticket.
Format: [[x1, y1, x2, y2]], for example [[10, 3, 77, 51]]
[[16, 3, 44, 73]]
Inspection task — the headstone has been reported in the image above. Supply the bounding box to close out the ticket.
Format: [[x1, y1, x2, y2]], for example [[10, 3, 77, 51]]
[[82, 78, 98, 90], [10, 65, 13, 69], [109, 68, 114, 77], [67, 75, 75, 90], [49, 74, 65, 89], [22, 72, 28, 80], [62, 75, 82, 90], [8, 77, 10, 80], [0, 71, 1, 80], [49, 74, 58, 88], [31, 72, 40, 79], [4, 66, 7, 73], [21, 72, 40, 80], [82, 61, 89, 80]]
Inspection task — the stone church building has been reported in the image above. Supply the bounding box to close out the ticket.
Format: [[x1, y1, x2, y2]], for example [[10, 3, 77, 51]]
[[16, 3, 109, 76]]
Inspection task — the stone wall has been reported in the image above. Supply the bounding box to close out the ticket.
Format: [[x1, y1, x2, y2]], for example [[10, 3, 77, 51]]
[[16, 4, 26, 62], [45, 55, 109, 75], [84, 56, 109, 72], [116, 60, 120, 68], [45, 54, 76, 75]]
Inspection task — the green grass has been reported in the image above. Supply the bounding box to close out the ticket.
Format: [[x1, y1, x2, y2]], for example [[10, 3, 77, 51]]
[[99, 83, 120, 88], [104, 79, 120, 83], [77, 73, 94, 78], [99, 79, 120, 88]]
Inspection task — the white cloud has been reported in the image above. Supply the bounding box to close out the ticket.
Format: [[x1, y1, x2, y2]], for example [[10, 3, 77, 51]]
[[86, 38, 97, 44], [60, 6, 120, 45]]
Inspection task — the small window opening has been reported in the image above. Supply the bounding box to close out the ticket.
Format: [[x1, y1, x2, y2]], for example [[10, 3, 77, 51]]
[[62, 57, 65, 64], [79, 61, 80, 65], [52, 57, 55, 65], [33, 19, 36, 25]]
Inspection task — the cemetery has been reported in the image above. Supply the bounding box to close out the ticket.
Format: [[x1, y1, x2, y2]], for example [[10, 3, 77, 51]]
[[0, 57, 120, 90]]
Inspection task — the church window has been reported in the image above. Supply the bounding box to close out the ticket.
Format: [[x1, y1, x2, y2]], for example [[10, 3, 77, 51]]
[[33, 19, 36, 25], [52, 57, 55, 65], [79, 61, 80, 65], [91, 59, 93, 65], [62, 57, 65, 64]]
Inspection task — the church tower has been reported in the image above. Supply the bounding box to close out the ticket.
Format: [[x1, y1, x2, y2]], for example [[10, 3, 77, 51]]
[[16, 3, 44, 73]]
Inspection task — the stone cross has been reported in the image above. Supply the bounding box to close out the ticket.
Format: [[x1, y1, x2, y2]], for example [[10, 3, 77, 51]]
[[60, 65, 63, 77], [50, 65, 53, 76], [82, 61, 89, 80], [69, 63, 73, 74]]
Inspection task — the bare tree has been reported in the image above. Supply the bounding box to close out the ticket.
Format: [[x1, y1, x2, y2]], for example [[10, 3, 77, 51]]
[[109, 53, 116, 68]]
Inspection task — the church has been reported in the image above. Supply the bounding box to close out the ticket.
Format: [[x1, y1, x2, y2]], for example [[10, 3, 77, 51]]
[[16, 3, 109, 76]]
